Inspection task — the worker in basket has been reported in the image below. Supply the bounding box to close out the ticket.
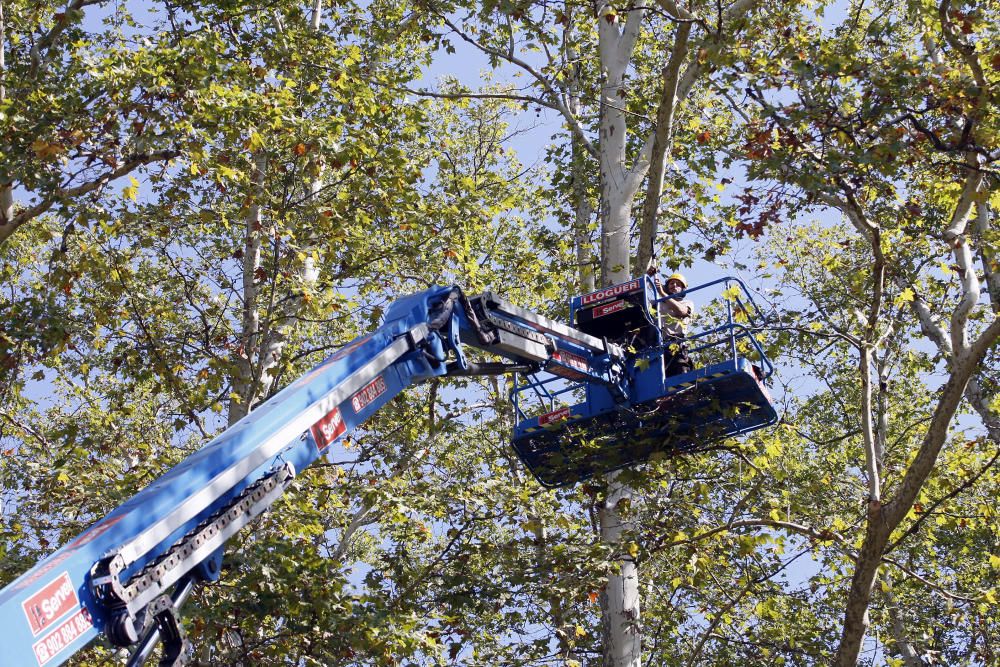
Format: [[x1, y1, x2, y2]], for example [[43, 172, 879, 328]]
[[650, 268, 695, 377]]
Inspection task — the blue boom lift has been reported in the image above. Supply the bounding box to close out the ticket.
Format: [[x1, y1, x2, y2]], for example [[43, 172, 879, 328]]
[[0, 276, 775, 666]]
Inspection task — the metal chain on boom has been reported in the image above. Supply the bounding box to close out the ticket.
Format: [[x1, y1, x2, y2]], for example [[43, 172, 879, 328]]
[[91, 462, 296, 649]]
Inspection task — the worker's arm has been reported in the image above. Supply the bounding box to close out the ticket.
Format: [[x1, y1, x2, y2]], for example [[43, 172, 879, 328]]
[[652, 276, 692, 318], [661, 297, 692, 318]]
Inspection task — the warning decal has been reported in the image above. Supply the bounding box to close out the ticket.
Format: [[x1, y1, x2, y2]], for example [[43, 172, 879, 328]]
[[23, 572, 78, 637], [32, 607, 92, 666], [539, 406, 571, 427], [550, 351, 589, 381], [310, 407, 346, 451], [351, 375, 388, 413]]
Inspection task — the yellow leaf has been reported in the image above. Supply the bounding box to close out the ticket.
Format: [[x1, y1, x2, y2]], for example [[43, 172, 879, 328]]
[[57, 471, 70, 484], [627, 542, 639, 558], [574, 625, 587, 638], [894, 287, 915, 306], [721, 285, 742, 301], [984, 589, 997, 604], [989, 554, 1000, 570], [122, 178, 139, 201], [249, 131, 264, 151]]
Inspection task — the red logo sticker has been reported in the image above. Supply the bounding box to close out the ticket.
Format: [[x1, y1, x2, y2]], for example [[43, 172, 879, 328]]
[[538, 406, 571, 427], [350, 375, 388, 413], [310, 407, 346, 451], [593, 299, 628, 318], [32, 607, 92, 666], [581, 279, 641, 306], [23, 572, 78, 637], [550, 351, 589, 381]]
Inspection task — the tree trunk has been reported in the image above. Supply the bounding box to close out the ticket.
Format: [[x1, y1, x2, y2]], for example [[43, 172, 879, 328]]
[[600, 476, 641, 667], [636, 22, 690, 274], [884, 574, 925, 667], [974, 196, 1000, 314], [572, 137, 595, 293], [834, 331, 1000, 663], [564, 11, 594, 294], [229, 152, 268, 426], [595, 7, 647, 665], [0, 2, 13, 230]]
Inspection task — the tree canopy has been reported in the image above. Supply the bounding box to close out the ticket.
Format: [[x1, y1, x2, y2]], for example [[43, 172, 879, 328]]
[[1, 0, 998, 665]]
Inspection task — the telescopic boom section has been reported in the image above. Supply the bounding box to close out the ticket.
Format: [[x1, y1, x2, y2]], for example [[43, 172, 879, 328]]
[[0, 286, 625, 667]]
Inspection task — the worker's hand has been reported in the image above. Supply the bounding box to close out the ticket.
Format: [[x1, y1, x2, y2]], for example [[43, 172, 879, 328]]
[[653, 276, 662, 291]]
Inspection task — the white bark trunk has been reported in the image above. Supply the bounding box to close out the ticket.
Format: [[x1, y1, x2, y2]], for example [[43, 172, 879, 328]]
[[594, 6, 647, 665], [859, 346, 882, 503], [600, 474, 641, 667], [884, 573, 924, 667], [945, 153, 984, 354], [310, 0, 322, 31], [229, 152, 269, 426], [596, 1, 646, 284], [573, 142, 595, 293], [974, 195, 999, 313]]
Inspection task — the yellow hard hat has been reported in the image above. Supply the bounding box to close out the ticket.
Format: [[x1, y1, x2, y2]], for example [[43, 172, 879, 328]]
[[667, 273, 688, 288]]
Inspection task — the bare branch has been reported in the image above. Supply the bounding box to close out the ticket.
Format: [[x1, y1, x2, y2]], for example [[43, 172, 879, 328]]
[[1, 150, 180, 246], [435, 12, 597, 158]]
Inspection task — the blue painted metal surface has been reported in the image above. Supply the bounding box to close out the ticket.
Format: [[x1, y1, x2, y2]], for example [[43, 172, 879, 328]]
[[0, 276, 777, 663], [510, 276, 778, 487], [0, 286, 459, 667]]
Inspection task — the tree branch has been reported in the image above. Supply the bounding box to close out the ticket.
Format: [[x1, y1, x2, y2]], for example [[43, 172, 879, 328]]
[[0, 150, 180, 246], [435, 12, 597, 158]]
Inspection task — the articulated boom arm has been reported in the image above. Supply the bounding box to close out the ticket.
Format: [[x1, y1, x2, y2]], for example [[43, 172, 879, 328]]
[[0, 286, 622, 667]]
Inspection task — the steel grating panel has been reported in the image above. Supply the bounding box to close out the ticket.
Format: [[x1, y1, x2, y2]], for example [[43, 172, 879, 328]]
[[511, 368, 777, 487]]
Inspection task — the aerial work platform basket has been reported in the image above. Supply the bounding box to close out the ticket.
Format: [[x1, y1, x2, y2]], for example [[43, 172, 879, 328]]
[[510, 276, 778, 487]]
